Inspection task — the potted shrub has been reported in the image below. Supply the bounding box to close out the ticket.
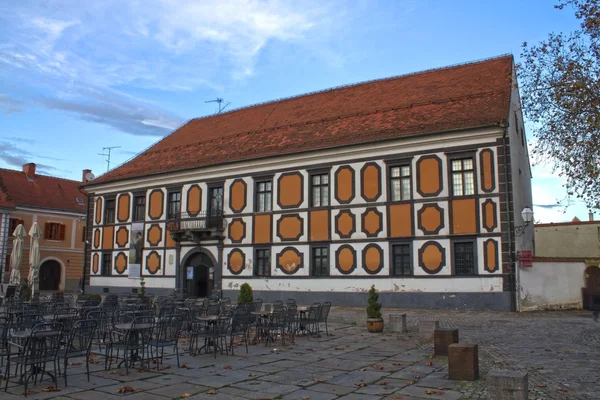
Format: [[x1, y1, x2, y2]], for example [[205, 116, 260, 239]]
[[366, 285, 384, 332], [237, 283, 254, 305]]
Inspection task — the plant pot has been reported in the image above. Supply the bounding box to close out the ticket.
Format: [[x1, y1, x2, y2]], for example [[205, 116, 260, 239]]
[[366, 318, 384, 333]]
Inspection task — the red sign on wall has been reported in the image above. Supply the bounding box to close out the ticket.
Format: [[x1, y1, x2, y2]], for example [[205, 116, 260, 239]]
[[518, 250, 533, 268]]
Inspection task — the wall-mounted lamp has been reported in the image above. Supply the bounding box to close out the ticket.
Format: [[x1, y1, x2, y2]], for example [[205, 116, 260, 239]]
[[515, 206, 534, 237]]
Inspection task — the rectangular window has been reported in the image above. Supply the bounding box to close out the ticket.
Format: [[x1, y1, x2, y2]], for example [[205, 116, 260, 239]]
[[392, 244, 412, 276], [8, 218, 24, 235], [82, 226, 87, 242], [101, 253, 112, 276], [312, 247, 329, 277], [44, 223, 65, 241], [390, 165, 411, 201], [451, 158, 475, 196], [133, 195, 146, 222], [311, 173, 329, 207], [104, 199, 115, 223], [254, 248, 271, 277], [255, 181, 272, 212], [454, 241, 475, 275], [168, 191, 181, 219]]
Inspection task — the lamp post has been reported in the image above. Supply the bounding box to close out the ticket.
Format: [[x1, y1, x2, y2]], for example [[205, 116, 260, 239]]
[[514, 207, 534, 237]]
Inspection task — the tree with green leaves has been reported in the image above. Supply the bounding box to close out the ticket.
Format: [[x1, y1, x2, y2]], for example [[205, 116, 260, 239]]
[[518, 0, 600, 211]]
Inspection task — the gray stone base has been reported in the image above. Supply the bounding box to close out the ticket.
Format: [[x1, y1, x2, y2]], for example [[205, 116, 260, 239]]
[[222, 290, 513, 311], [84, 285, 175, 297]]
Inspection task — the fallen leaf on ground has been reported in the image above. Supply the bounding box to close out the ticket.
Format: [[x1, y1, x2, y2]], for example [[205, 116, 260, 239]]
[[306, 348, 315, 352], [180, 394, 192, 398], [379, 380, 389, 385], [335, 347, 345, 350], [117, 386, 140, 393], [119, 372, 128, 376], [108, 370, 119, 374], [545, 349, 552, 352], [556, 388, 569, 392], [313, 377, 325, 383], [425, 389, 444, 395], [535, 383, 547, 388], [302, 397, 310, 400], [425, 362, 433, 366], [67, 362, 81, 366], [392, 362, 403, 366], [248, 373, 257, 377], [180, 364, 190, 369], [356, 383, 368, 388], [373, 365, 384, 370], [42, 386, 59, 392], [224, 365, 232, 370], [407, 380, 415, 385], [207, 389, 217, 395], [360, 368, 367, 371], [413, 375, 421, 380]]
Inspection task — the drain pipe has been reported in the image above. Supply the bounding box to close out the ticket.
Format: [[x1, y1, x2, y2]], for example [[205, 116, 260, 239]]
[[502, 128, 517, 312]]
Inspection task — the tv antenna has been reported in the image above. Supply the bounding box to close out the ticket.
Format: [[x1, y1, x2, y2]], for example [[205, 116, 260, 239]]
[[205, 98, 231, 114], [99, 146, 121, 172]]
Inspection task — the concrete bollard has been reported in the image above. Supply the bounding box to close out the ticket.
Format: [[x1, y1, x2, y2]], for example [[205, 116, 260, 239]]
[[418, 320, 439, 342], [448, 344, 479, 381], [388, 313, 408, 333], [487, 370, 528, 400], [434, 328, 459, 356]]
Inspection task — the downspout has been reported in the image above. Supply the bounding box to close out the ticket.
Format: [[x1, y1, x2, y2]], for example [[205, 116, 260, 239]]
[[79, 189, 90, 294], [502, 128, 517, 312]]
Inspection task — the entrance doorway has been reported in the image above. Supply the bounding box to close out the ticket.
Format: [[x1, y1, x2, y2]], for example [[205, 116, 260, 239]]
[[39, 260, 61, 291], [184, 252, 214, 298], [583, 265, 600, 310]]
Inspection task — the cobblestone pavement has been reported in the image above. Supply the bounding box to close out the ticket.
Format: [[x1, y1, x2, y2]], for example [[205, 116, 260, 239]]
[[2, 309, 599, 399]]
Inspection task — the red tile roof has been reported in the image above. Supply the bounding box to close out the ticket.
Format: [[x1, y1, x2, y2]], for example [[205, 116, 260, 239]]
[[0, 168, 87, 214], [92, 55, 514, 185], [535, 220, 599, 228]]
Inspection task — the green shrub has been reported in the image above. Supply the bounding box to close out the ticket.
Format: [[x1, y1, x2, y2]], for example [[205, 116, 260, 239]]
[[20, 280, 31, 301], [78, 293, 102, 302], [366, 285, 382, 319], [237, 283, 254, 305], [138, 276, 146, 298]]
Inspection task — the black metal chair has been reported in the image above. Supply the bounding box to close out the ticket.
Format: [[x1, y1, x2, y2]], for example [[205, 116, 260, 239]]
[[0, 316, 10, 371], [149, 315, 182, 368], [229, 307, 250, 355], [86, 310, 111, 355], [4, 322, 63, 396], [317, 301, 331, 336], [106, 316, 154, 374], [304, 302, 321, 339], [263, 306, 286, 347], [54, 307, 78, 332], [206, 300, 220, 316], [57, 319, 97, 386], [285, 304, 298, 342]]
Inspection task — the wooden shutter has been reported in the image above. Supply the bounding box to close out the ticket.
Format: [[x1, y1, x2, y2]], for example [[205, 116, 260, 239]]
[[44, 223, 51, 240], [59, 224, 66, 241]]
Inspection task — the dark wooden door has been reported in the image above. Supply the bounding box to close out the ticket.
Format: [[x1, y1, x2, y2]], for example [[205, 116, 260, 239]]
[[39, 260, 60, 291]]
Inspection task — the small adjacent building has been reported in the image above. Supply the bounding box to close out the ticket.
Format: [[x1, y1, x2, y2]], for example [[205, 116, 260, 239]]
[[0, 163, 89, 292], [82, 55, 533, 311]]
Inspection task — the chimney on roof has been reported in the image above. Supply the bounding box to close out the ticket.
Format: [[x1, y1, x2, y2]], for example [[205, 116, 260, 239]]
[[22, 163, 36, 179], [590, 212, 595, 222], [82, 169, 92, 183]]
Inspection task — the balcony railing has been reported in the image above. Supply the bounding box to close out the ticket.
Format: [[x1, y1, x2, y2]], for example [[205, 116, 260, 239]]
[[166, 211, 225, 232]]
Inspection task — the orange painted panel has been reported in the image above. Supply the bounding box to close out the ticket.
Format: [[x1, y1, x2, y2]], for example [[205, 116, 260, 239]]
[[95, 197, 103, 224], [147, 225, 162, 246], [93, 229, 101, 249], [116, 227, 129, 247], [481, 149, 494, 191], [452, 198, 477, 234], [422, 243, 443, 272], [146, 252, 161, 274], [361, 164, 381, 200], [278, 249, 301, 274], [254, 214, 272, 244], [420, 206, 443, 233], [230, 181, 246, 213], [102, 226, 114, 250], [228, 250, 244, 274], [336, 167, 354, 203], [484, 201, 497, 231], [363, 210, 382, 236], [149, 190, 164, 219], [187, 185, 202, 216], [229, 220, 245, 242], [278, 216, 302, 240], [278, 174, 303, 208], [418, 157, 441, 195], [92, 253, 99, 274], [364, 247, 381, 273], [389, 204, 412, 237], [486, 240, 498, 272], [337, 212, 354, 237], [117, 193, 130, 222], [338, 248, 355, 273], [165, 230, 176, 248], [115, 253, 127, 274], [310, 210, 329, 241]]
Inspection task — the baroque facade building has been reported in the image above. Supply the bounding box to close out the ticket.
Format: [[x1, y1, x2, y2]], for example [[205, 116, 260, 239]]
[[83, 55, 533, 311]]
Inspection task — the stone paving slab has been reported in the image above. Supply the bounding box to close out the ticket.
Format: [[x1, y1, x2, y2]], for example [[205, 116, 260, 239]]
[[337, 394, 385, 400], [354, 378, 411, 395], [309, 382, 358, 396], [326, 370, 390, 386], [146, 382, 208, 397], [282, 388, 339, 400], [394, 384, 463, 399]]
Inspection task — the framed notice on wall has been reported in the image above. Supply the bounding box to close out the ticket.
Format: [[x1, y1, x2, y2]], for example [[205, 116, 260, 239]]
[[129, 263, 141, 279], [187, 267, 194, 280]]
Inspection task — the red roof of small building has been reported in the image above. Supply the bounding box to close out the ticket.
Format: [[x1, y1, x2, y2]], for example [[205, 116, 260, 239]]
[[91, 55, 514, 185], [0, 168, 87, 214]]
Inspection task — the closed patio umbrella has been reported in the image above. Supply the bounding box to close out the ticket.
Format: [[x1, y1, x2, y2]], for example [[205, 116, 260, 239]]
[[9, 224, 26, 285], [28, 222, 41, 296]]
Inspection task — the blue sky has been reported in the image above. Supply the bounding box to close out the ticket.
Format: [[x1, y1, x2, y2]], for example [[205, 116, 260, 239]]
[[0, 0, 593, 223]]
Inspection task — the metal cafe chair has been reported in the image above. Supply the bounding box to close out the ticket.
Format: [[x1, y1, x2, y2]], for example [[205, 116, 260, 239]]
[[57, 319, 98, 386], [106, 316, 154, 374], [149, 315, 183, 368], [317, 301, 332, 336], [4, 322, 63, 396]]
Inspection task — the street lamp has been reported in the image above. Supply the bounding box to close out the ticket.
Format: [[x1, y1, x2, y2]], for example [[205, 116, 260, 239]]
[[515, 206, 534, 236]]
